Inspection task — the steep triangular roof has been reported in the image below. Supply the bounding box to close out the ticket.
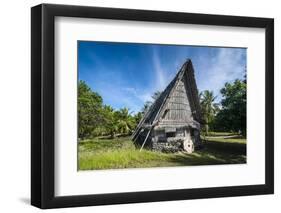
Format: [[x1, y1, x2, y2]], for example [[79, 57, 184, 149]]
[[132, 59, 201, 141]]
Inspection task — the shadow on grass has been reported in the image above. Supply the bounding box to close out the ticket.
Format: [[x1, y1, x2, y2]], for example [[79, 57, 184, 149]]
[[167, 139, 246, 166], [204, 140, 246, 155]]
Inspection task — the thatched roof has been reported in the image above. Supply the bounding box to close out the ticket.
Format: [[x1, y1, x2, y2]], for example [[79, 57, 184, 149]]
[[132, 59, 202, 141]]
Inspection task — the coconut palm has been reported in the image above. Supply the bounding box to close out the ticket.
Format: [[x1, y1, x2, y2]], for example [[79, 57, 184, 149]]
[[115, 107, 136, 135], [141, 91, 162, 114], [199, 90, 219, 135], [103, 105, 119, 138]]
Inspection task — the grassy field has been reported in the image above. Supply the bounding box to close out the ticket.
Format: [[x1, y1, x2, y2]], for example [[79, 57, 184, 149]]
[[78, 134, 246, 170], [203, 132, 238, 137]]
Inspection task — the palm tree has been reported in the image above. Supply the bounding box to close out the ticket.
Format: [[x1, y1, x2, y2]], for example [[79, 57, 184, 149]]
[[141, 91, 162, 114], [199, 90, 219, 135], [151, 91, 161, 100], [115, 107, 135, 135], [103, 105, 119, 138], [141, 101, 152, 114]]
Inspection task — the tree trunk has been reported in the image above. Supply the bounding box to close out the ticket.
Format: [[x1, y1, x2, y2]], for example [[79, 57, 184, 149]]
[[205, 124, 209, 136]]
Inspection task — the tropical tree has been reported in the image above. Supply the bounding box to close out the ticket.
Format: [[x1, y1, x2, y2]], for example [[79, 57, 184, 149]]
[[141, 101, 152, 114], [115, 107, 136, 135], [151, 91, 161, 100], [78, 81, 104, 139], [134, 112, 143, 126], [102, 105, 119, 138], [199, 90, 219, 135], [141, 91, 162, 114], [214, 79, 246, 135]]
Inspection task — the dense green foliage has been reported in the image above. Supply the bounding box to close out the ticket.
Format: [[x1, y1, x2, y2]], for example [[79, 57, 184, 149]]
[[199, 77, 246, 136], [213, 79, 247, 135], [78, 81, 140, 139], [78, 81, 104, 139]]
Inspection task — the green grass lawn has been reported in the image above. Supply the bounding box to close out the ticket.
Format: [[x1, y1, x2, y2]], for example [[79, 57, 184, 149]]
[[204, 132, 238, 137], [203, 136, 246, 143], [78, 134, 246, 170]]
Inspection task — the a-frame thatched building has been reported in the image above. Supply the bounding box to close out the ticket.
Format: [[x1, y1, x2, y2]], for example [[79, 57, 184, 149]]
[[132, 59, 202, 153]]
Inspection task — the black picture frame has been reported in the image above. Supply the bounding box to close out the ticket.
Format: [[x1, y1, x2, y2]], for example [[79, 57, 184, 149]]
[[31, 3, 274, 209]]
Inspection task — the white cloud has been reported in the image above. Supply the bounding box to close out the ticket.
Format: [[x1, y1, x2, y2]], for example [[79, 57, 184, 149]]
[[152, 47, 167, 91], [122, 87, 153, 103], [196, 48, 246, 100], [122, 87, 138, 96], [138, 92, 153, 103], [98, 85, 141, 114]]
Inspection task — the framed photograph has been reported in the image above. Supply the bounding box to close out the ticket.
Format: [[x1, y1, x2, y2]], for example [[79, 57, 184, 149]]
[[31, 3, 274, 209]]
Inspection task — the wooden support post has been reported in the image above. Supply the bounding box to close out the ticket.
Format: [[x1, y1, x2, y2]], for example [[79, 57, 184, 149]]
[[140, 128, 152, 152]]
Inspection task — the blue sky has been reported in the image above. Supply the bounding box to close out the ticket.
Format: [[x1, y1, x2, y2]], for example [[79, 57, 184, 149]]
[[78, 41, 246, 114]]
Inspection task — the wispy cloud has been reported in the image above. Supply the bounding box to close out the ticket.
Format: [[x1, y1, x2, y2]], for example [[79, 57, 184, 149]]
[[196, 48, 246, 100], [122, 87, 153, 103], [97, 85, 142, 114], [119, 47, 170, 107], [152, 47, 167, 91]]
